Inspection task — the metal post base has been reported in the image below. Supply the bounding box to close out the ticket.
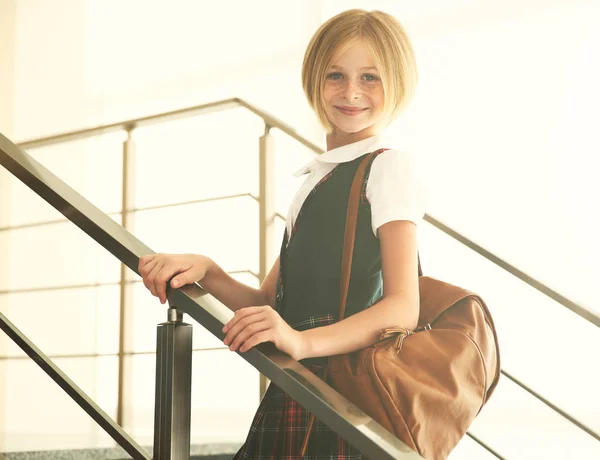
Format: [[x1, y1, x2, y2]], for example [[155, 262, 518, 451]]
[[153, 308, 193, 459]]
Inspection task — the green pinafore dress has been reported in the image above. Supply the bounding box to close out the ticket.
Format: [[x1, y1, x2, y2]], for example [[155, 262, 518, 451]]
[[232, 149, 388, 459]]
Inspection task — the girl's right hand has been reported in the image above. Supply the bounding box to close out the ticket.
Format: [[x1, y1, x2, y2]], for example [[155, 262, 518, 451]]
[[138, 253, 213, 304]]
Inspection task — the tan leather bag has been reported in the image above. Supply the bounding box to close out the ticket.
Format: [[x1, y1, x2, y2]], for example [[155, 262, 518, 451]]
[[301, 151, 501, 460]]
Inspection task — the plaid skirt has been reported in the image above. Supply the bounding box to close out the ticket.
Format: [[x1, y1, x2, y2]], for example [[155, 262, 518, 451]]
[[232, 364, 363, 460]]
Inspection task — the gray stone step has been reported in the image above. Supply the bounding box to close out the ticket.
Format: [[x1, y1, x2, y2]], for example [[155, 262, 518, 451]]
[[1, 443, 240, 460]]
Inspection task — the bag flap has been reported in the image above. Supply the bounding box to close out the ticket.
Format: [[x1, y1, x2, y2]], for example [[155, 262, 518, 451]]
[[418, 276, 476, 325]]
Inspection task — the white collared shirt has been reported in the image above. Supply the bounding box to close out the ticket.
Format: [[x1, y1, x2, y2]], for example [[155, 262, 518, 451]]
[[286, 133, 426, 237]]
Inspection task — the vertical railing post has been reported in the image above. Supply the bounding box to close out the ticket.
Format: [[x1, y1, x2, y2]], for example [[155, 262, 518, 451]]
[[258, 123, 276, 399], [117, 126, 136, 427], [153, 307, 193, 460]]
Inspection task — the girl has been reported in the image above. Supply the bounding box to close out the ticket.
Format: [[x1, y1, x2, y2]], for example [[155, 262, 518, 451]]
[[139, 8, 424, 459]]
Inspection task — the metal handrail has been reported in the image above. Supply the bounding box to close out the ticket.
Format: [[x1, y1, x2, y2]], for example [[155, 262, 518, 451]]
[[14, 97, 598, 329], [15, 98, 322, 154], [502, 370, 600, 442], [466, 432, 506, 460], [1, 132, 422, 459]]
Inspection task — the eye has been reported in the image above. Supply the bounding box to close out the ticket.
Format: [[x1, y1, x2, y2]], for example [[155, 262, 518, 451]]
[[363, 74, 379, 82], [327, 72, 344, 80]]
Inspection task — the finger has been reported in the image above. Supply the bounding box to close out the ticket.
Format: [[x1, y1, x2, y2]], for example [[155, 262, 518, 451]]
[[238, 305, 272, 316], [139, 256, 160, 278], [154, 263, 177, 304], [224, 313, 267, 346], [142, 276, 154, 295], [223, 307, 267, 333], [146, 260, 165, 299], [223, 309, 258, 333], [171, 271, 191, 289], [141, 260, 156, 293], [140, 257, 161, 288], [138, 254, 156, 272], [228, 321, 270, 352], [156, 261, 190, 303], [239, 330, 272, 353]]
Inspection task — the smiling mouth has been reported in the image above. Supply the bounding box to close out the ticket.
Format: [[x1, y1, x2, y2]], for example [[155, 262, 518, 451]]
[[335, 106, 368, 116]]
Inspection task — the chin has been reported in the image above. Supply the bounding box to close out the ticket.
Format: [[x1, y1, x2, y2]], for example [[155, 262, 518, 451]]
[[331, 116, 365, 129], [335, 123, 371, 134]]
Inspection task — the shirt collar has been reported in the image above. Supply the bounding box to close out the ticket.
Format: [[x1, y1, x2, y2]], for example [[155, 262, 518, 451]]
[[293, 132, 390, 177]]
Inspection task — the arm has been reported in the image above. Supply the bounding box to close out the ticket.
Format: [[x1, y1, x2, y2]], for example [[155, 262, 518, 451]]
[[201, 257, 280, 312], [139, 253, 279, 313], [300, 220, 420, 359]]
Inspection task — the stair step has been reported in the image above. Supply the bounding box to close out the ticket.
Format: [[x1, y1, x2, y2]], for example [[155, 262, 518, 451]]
[[1, 443, 239, 459]]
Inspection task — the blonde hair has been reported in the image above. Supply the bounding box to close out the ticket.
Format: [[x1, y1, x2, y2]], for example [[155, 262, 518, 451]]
[[301, 9, 418, 134]]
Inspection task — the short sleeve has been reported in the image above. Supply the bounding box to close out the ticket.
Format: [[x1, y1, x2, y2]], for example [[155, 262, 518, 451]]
[[365, 149, 426, 237]]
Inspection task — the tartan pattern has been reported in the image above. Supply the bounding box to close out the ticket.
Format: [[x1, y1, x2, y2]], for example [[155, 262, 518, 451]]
[[231, 315, 364, 460], [288, 314, 335, 332]]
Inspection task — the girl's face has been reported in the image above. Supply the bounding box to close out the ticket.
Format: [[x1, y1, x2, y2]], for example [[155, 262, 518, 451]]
[[322, 40, 385, 138]]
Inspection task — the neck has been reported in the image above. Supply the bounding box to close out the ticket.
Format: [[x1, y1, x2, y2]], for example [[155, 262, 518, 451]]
[[325, 127, 380, 151]]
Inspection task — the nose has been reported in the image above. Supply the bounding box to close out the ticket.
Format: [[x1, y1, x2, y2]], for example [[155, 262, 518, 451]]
[[343, 79, 361, 101]]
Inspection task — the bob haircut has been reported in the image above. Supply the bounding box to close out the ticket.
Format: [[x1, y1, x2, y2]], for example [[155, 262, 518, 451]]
[[302, 9, 418, 134]]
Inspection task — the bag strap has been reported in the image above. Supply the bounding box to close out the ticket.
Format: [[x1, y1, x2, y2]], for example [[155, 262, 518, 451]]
[[339, 151, 422, 321]]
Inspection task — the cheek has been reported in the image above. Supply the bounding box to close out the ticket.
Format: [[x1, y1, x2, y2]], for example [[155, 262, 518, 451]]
[[322, 83, 337, 102], [370, 87, 385, 109]]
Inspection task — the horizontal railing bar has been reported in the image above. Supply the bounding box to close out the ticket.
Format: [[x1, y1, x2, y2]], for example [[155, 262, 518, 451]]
[[0, 311, 151, 460], [0, 346, 230, 361], [15, 98, 323, 155], [1, 132, 421, 460], [502, 370, 600, 442], [15, 99, 241, 149], [0, 281, 124, 295], [132, 193, 258, 213], [0, 213, 118, 232], [0, 270, 255, 296], [466, 432, 506, 460], [424, 214, 600, 329], [0, 193, 258, 233]]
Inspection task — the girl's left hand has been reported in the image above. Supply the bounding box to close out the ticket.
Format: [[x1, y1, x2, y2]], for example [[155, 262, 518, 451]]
[[222, 306, 308, 361]]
